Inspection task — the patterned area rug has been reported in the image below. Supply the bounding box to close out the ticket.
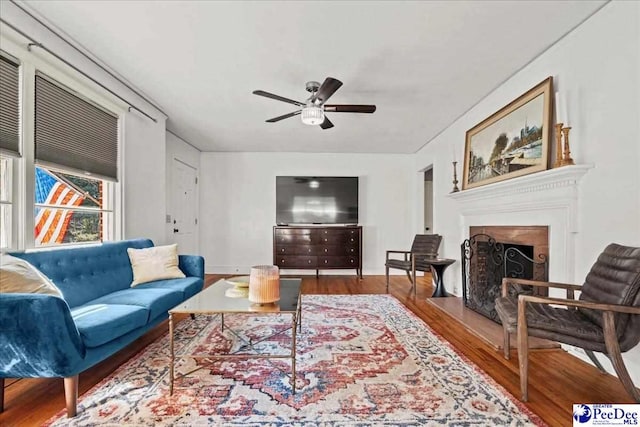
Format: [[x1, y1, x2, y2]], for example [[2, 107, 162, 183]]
[[45, 295, 545, 426]]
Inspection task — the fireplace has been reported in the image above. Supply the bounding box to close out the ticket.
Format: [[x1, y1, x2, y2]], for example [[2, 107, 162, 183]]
[[461, 226, 549, 322]]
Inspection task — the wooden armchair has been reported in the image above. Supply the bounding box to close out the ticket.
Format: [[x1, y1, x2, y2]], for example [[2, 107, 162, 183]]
[[495, 243, 640, 402], [385, 234, 442, 294]]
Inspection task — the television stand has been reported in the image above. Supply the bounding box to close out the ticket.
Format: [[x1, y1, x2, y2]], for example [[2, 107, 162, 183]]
[[273, 225, 363, 279]]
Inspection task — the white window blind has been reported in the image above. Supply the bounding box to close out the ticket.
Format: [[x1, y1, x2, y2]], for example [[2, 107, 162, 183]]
[[0, 55, 20, 156], [35, 74, 118, 181]]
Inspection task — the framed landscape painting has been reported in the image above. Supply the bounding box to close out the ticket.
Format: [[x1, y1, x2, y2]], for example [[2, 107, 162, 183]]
[[462, 77, 553, 190]]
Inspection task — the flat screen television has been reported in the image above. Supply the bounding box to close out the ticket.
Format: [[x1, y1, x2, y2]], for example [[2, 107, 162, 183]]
[[276, 176, 358, 225]]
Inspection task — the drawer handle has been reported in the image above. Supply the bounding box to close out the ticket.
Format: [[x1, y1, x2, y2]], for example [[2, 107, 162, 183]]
[[350, 248, 354, 253], [324, 238, 328, 242], [308, 248, 312, 253], [281, 248, 285, 252], [324, 248, 328, 253], [325, 260, 328, 264], [351, 259, 354, 263], [350, 238, 354, 242], [308, 260, 312, 264]]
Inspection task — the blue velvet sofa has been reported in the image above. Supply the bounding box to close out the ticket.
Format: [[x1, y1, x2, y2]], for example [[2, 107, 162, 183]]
[[0, 238, 204, 417]]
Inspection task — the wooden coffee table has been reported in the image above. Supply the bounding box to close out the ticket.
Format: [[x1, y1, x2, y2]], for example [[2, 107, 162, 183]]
[[168, 277, 302, 394]]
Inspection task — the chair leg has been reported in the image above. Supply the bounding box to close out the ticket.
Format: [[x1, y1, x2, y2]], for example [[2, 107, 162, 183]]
[[64, 375, 78, 417], [584, 349, 607, 374], [385, 266, 390, 293], [502, 326, 510, 359], [603, 312, 640, 403], [517, 299, 529, 401]]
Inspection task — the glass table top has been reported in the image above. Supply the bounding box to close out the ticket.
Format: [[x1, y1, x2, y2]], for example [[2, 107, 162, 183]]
[[169, 278, 302, 314]]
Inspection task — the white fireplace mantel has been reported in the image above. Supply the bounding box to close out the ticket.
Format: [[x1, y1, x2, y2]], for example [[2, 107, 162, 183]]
[[447, 164, 593, 285], [448, 164, 593, 233]]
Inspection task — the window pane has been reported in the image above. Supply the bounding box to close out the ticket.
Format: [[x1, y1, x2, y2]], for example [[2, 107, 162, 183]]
[[35, 208, 101, 245], [35, 167, 101, 208], [34, 166, 108, 246], [57, 171, 102, 208], [0, 157, 12, 202], [0, 203, 11, 249]]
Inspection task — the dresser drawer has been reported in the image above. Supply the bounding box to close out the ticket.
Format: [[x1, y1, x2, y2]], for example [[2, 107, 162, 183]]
[[275, 256, 317, 268], [317, 256, 359, 267], [274, 233, 315, 245], [318, 228, 359, 236], [318, 234, 359, 245], [316, 245, 358, 256], [275, 245, 315, 255]]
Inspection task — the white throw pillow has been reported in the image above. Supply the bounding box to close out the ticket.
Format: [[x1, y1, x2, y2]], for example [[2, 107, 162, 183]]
[[127, 244, 186, 287], [0, 253, 63, 297]]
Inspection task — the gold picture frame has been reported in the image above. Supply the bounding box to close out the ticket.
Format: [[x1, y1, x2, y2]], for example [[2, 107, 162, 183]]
[[462, 77, 553, 190]]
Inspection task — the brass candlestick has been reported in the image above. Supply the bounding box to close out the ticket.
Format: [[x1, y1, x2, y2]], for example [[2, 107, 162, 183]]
[[451, 161, 460, 193], [553, 123, 564, 168], [560, 126, 575, 166]]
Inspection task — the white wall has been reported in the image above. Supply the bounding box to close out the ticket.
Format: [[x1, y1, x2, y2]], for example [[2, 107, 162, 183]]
[[414, 1, 640, 382], [122, 114, 167, 244], [199, 152, 414, 275], [165, 131, 201, 250]]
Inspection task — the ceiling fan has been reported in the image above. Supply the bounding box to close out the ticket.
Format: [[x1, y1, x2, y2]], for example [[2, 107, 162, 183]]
[[252, 77, 376, 129]]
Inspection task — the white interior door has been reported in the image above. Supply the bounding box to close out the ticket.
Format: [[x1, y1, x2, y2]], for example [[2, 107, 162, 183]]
[[171, 159, 198, 254]]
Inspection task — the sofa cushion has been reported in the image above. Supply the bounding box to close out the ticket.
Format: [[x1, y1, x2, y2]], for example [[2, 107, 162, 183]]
[[132, 277, 203, 300], [89, 288, 183, 321], [71, 304, 148, 348], [128, 244, 185, 287]]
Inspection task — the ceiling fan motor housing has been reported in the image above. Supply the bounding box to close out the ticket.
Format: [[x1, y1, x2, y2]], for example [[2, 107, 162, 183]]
[[305, 81, 321, 93]]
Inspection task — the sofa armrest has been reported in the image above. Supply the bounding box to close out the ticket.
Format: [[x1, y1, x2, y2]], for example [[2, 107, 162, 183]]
[[0, 294, 86, 378], [179, 255, 205, 279]]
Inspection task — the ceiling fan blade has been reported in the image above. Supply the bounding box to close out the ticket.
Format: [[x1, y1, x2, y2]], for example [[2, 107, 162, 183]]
[[253, 90, 304, 107], [319, 116, 334, 129], [324, 104, 376, 113], [265, 110, 301, 123], [312, 77, 343, 103]]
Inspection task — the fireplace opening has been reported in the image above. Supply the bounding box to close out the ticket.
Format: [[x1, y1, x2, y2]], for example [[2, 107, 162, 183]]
[[461, 227, 549, 323]]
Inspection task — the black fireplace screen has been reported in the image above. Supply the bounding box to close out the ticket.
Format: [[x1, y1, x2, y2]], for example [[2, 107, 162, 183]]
[[461, 233, 548, 322]]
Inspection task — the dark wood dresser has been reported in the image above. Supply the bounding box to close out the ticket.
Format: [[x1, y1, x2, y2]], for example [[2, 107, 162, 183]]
[[273, 225, 362, 278]]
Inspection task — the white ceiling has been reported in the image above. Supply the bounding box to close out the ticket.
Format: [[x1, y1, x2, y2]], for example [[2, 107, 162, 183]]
[[23, 0, 605, 153]]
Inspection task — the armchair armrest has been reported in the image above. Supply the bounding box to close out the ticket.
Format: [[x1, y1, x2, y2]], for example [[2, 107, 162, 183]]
[[518, 294, 640, 315], [386, 250, 410, 261], [502, 277, 583, 299], [0, 294, 85, 378], [179, 255, 205, 279]]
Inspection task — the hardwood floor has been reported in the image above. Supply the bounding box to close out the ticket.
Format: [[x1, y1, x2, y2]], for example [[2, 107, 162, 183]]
[[1, 274, 633, 426]]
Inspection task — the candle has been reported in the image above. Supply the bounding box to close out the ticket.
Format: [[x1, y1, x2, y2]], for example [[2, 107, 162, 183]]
[[564, 92, 570, 125], [249, 265, 280, 304], [452, 144, 456, 162]]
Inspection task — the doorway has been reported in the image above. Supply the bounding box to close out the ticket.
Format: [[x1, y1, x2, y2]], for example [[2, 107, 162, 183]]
[[424, 167, 433, 233], [170, 158, 198, 254]]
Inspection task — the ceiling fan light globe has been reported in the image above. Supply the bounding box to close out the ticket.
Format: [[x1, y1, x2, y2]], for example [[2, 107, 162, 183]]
[[301, 105, 324, 126]]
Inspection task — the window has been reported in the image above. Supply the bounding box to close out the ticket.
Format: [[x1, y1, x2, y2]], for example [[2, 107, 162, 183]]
[[0, 41, 122, 250], [32, 73, 119, 247], [0, 54, 20, 250], [34, 166, 114, 246]]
